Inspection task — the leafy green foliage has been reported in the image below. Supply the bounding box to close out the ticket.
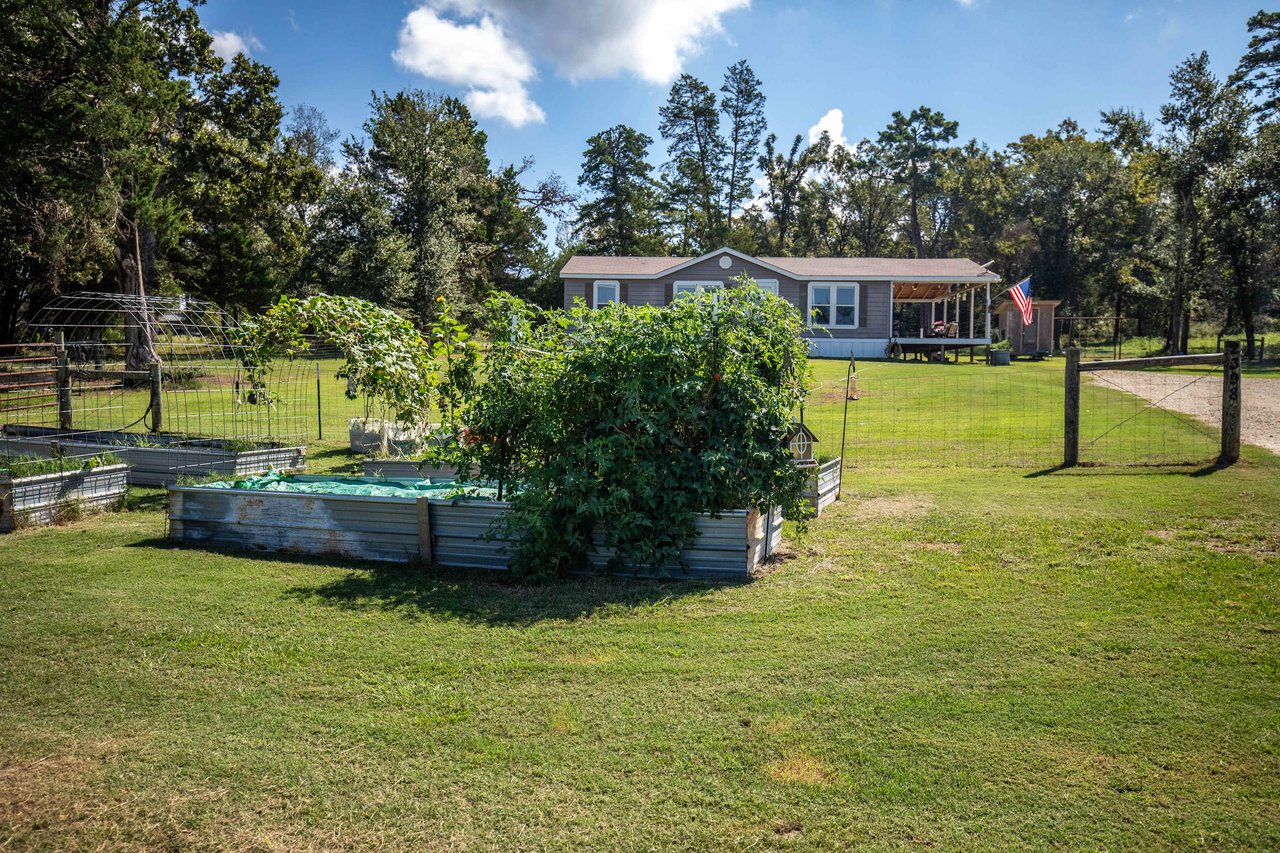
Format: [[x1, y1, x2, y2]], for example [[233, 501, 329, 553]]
[[0, 452, 121, 480], [575, 125, 664, 255], [442, 278, 811, 578], [235, 294, 477, 426]]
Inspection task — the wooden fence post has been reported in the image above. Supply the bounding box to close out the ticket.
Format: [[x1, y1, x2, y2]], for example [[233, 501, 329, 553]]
[[1219, 340, 1241, 466], [416, 496, 433, 565], [55, 332, 72, 431], [1064, 346, 1080, 467], [148, 362, 163, 433]]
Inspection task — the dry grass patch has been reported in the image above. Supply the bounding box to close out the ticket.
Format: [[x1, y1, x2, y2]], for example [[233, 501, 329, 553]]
[[843, 494, 935, 522], [765, 753, 836, 786]]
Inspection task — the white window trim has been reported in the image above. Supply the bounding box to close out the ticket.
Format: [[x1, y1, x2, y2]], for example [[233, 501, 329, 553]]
[[593, 279, 620, 308], [673, 280, 726, 299], [807, 281, 860, 329], [754, 279, 779, 296]]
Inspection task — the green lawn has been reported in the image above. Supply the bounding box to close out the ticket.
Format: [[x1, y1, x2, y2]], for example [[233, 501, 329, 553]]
[[1, 360, 1279, 850], [806, 357, 1225, 468]]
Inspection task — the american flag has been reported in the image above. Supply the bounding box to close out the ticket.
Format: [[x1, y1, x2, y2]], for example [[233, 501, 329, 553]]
[[1009, 277, 1034, 326]]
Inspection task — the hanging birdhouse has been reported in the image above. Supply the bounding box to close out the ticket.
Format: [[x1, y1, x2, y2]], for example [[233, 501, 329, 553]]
[[787, 421, 818, 463]]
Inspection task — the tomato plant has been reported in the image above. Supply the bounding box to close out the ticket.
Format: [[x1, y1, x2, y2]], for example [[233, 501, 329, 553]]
[[442, 277, 811, 578]]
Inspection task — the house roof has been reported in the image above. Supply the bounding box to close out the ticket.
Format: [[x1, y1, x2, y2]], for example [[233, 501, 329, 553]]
[[561, 248, 1001, 282]]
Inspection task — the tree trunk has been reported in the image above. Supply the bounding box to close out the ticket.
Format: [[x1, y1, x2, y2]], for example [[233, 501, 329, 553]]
[[116, 218, 161, 372], [1167, 191, 1190, 353]]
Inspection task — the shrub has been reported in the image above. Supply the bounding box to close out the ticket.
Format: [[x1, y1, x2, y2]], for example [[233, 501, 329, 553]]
[[442, 278, 811, 578]]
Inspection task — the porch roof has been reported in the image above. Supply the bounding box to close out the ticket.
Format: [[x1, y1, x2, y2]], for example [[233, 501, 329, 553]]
[[892, 280, 996, 302]]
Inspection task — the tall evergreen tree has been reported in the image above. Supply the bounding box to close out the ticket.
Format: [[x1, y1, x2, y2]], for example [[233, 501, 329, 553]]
[[1233, 10, 1280, 119], [756, 132, 830, 255], [1158, 52, 1241, 352], [575, 125, 663, 255], [347, 91, 493, 322], [659, 74, 727, 252], [875, 107, 959, 258], [720, 60, 767, 226]]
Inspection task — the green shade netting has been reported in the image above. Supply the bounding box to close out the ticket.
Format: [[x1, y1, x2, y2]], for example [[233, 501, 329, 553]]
[[203, 471, 498, 499]]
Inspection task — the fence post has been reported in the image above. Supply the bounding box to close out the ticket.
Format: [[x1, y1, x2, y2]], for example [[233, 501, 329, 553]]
[[1219, 340, 1241, 466], [315, 361, 324, 441], [148, 362, 163, 433], [55, 332, 72, 431], [1064, 346, 1080, 467]]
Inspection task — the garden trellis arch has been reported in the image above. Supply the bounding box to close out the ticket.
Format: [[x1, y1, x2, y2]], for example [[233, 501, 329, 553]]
[[0, 292, 314, 484]]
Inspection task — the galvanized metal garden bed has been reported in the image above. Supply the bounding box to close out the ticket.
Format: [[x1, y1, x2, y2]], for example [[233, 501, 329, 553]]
[[2, 425, 306, 486], [1, 462, 128, 531], [168, 476, 781, 579], [360, 458, 480, 481], [799, 457, 841, 516]]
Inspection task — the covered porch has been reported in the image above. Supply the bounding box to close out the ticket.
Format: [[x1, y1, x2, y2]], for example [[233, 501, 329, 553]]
[[888, 279, 993, 360]]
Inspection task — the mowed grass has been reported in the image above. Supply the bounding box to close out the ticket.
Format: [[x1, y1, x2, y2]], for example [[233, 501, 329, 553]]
[[808, 357, 1229, 468], [1, 360, 1279, 849]]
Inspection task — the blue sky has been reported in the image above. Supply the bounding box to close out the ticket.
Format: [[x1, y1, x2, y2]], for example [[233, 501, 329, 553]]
[[200, 1, 1262, 199]]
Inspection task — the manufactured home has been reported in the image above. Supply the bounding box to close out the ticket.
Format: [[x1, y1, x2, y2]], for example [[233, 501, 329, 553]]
[[561, 247, 1002, 359]]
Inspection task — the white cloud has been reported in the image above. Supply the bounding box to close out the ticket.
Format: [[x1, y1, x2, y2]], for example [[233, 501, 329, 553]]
[[210, 30, 262, 62], [394, 1, 749, 127], [954, 0, 978, 7], [394, 8, 544, 127], [808, 108, 848, 149]]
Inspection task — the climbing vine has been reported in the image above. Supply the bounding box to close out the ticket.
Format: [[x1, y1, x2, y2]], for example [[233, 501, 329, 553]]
[[235, 295, 476, 426], [444, 278, 812, 578]]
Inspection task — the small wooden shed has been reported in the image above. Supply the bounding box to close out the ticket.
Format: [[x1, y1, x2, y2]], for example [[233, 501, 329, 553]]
[[996, 299, 1060, 356]]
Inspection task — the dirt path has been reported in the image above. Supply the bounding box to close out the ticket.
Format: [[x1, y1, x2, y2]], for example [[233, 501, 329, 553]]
[[1090, 371, 1280, 455]]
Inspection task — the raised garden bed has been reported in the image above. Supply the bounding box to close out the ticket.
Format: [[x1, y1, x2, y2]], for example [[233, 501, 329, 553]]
[[348, 418, 423, 455], [360, 458, 481, 481], [798, 457, 841, 517], [2, 425, 306, 486], [168, 475, 781, 579], [1, 458, 128, 532]]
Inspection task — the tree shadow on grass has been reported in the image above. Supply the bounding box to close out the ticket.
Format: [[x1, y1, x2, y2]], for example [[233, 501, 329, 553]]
[[128, 536, 730, 626], [1025, 460, 1230, 478], [284, 563, 729, 626]]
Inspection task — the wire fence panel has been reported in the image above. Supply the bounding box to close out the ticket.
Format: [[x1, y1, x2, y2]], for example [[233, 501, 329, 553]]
[[1079, 367, 1223, 467], [0, 293, 327, 484], [802, 357, 1233, 471], [838, 364, 1064, 469]]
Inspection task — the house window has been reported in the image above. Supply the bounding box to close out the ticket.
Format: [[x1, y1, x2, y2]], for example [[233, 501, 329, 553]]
[[808, 282, 859, 328], [593, 280, 620, 308], [673, 281, 725, 299], [755, 279, 779, 296]]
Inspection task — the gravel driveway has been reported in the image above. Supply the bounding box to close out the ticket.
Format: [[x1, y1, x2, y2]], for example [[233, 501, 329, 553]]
[[1088, 371, 1280, 455]]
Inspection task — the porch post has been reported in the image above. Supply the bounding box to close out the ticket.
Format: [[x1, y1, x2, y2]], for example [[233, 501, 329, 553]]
[[968, 291, 975, 339], [984, 283, 991, 340]]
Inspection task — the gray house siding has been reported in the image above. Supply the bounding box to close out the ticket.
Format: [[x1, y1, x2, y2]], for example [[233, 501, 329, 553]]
[[564, 261, 890, 342], [564, 279, 587, 310]]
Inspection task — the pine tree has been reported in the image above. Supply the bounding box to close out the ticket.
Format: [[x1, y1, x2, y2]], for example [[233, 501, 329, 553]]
[[875, 107, 959, 258], [720, 60, 767, 225], [575, 125, 663, 255], [1233, 10, 1280, 118], [659, 74, 728, 252]]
